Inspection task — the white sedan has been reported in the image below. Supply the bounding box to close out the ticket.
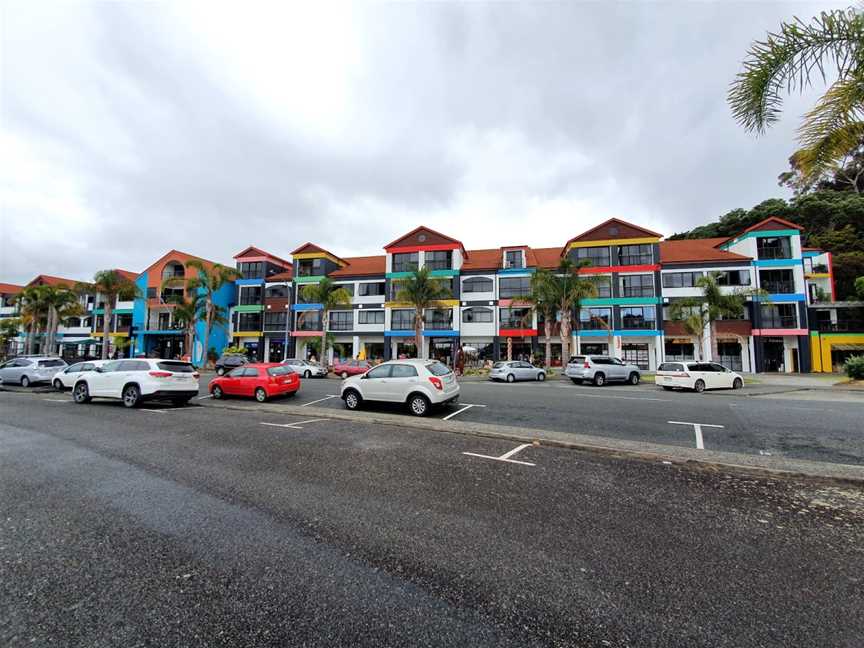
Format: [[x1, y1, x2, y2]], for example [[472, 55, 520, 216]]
[[340, 359, 459, 416], [655, 361, 744, 393], [53, 360, 107, 390]]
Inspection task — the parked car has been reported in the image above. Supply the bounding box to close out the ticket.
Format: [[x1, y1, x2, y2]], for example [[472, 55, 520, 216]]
[[53, 360, 107, 390], [564, 355, 641, 386], [72, 359, 199, 407], [655, 361, 744, 393], [333, 359, 372, 379], [489, 361, 546, 383], [282, 358, 327, 379], [0, 356, 67, 387], [209, 363, 300, 402], [215, 353, 248, 376], [340, 359, 459, 416]]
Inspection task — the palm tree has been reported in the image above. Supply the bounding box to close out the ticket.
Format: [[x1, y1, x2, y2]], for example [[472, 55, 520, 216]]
[[0, 317, 21, 358], [17, 285, 50, 355], [394, 267, 452, 359], [529, 269, 558, 369], [44, 287, 84, 356], [165, 261, 239, 367], [300, 278, 353, 369], [533, 259, 599, 362], [167, 292, 203, 364], [79, 270, 141, 360], [728, 7, 864, 186]]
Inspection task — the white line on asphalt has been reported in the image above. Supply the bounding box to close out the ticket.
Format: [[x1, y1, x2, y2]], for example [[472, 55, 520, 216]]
[[41, 398, 69, 403], [259, 418, 330, 430], [668, 420, 725, 450], [442, 403, 487, 421], [140, 409, 167, 414], [555, 391, 671, 402], [195, 394, 212, 400], [463, 443, 536, 466], [300, 395, 339, 407]]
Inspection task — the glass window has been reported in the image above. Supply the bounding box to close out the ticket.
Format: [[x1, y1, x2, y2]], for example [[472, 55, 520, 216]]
[[715, 270, 751, 287], [238, 286, 263, 305], [462, 276, 494, 293], [425, 250, 452, 271], [118, 360, 149, 371], [358, 282, 386, 297], [237, 312, 262, 331], [499, 276, 531, 298], [659, 362, 684, 372], [334, 283, 355, 296], [358, 310, 385, 324], [504, 250, 524, 269], [664, 342, 695, 361], [619, 274, 655, 298], [38, 359, 66, 368], [238, 262, 264, 279], [424, 309, 452, 330], [500, 307, 532, 329], [618, 244, 653, 266], [267, 366, 293, 376], [622, 343, 650, 370], [366, 364, 392, 379], [759, 269, 795, 294], [425, 361, 452, 376], [265, 284, 288, 299], [391, 309, 415, 330], [65, 363, 83, 373], [579, 308, 611, 330], [81, 363, 95, 372], [760, 304, 797, 328], [391, 364, 419, 378], [392, 252, 419, 273], [243, 367, 260, 377], [157, 361, 195, 373], [462, 307, 493, 323], [717, 342, 743, 371], [620, 306, 656, 330], [329, 311, 353, 331], [573, 246, 611, 267], [757, 236, 792, 260], [662, 272, 702, 288], [295, 311, 321, 331], [264, 312, 288, 328], [227, 367, 246, 377]]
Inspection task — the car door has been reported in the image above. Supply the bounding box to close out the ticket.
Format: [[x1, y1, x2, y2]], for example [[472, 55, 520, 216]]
[[90, 360, 122, 396], [687, 363, 710, 390], [361, 364, 392, 401], [515, 361, 532, 380], [241, 367, 261, 396], [61, 363, 83, 387], [388, 364, 420, 401], [708, 363, 733, 389], [608, 358, 627, 381], [221, 367, 246, 395], [0, 359, 23, 383]]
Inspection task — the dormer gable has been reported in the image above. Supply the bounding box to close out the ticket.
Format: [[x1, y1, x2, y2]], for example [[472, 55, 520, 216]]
[[384, 226, 466, 256], [561, 218, 662, 255]]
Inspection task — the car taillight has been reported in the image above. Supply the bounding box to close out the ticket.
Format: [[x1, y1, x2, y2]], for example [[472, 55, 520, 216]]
[[428, 376, 443, 390], [149, 371, 172, 378], [583, 362, 590, 369], [192, 372, 200, 379]]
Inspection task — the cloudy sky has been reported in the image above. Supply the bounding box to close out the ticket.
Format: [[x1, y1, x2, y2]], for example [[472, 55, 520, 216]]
[[0, 1, 843, 284]]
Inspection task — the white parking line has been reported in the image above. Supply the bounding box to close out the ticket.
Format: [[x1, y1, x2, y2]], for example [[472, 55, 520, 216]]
[[41, 398, 69, 403], [442, 403, 487, 421], [259, 418, 330, 430], [668, 420, 725, 450], [555, 391, 671, 402], [301, 395, 339, 407], [140, 409, 167, 414], [463, 443, 536, 466], [195, 394, 213, 400]]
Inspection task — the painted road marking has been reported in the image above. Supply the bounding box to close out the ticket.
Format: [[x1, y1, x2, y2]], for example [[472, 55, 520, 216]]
[[195, 394, 213, 400], [140, 409, 167, 414], [301, 395, 339, 407], [442, 403, 487, 421], [463, 443, 536, 466], [552, 389, 671, 402], [41, 398, 70, 403], [259, 418, 330, 430], [668, 420, 725, 450]]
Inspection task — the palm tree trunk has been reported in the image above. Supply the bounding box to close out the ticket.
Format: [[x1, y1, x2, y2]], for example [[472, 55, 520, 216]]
[[414, 310, 423, 360], [26, 321, 34, 355], [202, 302, 213, 367], [543, 317, 552, 369], [46, 307, 56, 356], [101, 299, 113, 360], [559, 309, 571, 361], [710, 320, 719, 363]]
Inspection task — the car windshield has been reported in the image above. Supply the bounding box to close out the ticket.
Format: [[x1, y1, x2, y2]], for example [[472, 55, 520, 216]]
[[267, 366, 294, 376], [658, 363, 682, 372], [568, 356, 585, 364], [157, 361, 195, 373], [38, 359, 66, 367], [492, 362, 506, 369], [425, 362, 452, 376]]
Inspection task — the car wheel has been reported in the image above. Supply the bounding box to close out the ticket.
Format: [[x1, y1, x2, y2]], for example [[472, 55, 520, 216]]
[[53, 378, 64, 391], [506, 373, 515, 383], [341, 371, 349, 379], [304, 370, 312, 379], [662, 386, 674, 391], [593, 372, 606, 387], [537, 372, 545, 382], [122, 384, 141, 408], [73, 382, 91, 404], [20, 376, 30, 388], [628, 372, 640, 386], [255, 387, 267, 403], [216, 367, 225, 376], [570, 378, 580, 384], [212, 385, 223, 399], [343, 389, 362, 410], [408, 393, 430, 416], [694, 379, 706, 393], [733, 377, 743, 390]]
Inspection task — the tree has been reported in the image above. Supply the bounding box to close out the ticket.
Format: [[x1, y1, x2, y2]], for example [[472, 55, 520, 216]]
[[394, 267, 452, 359], [43, 287, 84, 356], [165, 261, 239, 367], [79, 270, 140, 360], [780, 138, 864, 194], [167, 292, 203, 364], [300, 278, 353, 368], [529, 269, 558, 369], [855, 276, 864, 299], [729, 8, 864, 185], [16, 285, 49, 354], [0, 317, 21, 358]]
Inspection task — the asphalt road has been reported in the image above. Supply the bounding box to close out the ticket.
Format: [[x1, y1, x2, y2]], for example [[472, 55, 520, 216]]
[[1, 391, 863, 647], [194, 374, 864, 466]]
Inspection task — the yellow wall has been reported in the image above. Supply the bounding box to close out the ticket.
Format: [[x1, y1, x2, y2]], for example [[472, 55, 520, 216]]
[[810, 333, 864, 372]]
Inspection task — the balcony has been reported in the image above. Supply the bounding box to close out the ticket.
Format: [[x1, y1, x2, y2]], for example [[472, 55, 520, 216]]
[[762, 280, 795, 294], [618, 254, 652, 266], [620, 287, 655, 298], [425, 319, 453, 330], [424, 260, 452, 271], [579, 318, 611, 331], [756, 247, 792, 260], [621, 318, 656, 330], [810, 264, 829, 274], [329, 320, 353, 332], [761, 315, 797, 329], [817, 321, 864, 333]]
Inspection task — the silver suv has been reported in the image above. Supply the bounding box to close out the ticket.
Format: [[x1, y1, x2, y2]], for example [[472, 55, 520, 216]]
[[564, 355, 641, 386], [0, 356, 68, 387]]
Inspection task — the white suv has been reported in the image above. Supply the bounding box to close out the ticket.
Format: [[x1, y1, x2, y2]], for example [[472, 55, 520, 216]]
[[72, 359, 200, 408], [340, 359, 459, 416]]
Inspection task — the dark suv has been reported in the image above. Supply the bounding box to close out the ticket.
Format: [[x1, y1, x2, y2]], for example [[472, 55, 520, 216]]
[[215, 354, 248, 376]]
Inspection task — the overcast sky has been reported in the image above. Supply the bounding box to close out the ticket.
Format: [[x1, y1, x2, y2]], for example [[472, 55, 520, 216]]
[[0, 1, 844, 284]]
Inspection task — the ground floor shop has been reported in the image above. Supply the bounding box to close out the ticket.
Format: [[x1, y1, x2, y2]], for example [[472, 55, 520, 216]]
[[809, 332, 864, 373], [660, 335, 753, 372], [753, 334, 810, 373]]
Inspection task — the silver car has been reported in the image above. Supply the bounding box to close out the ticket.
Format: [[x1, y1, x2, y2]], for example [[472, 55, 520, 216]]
[[281, 358, 327, 379], [0, 356, 68, 387], [489, 361, 546, 383], [564, 355, 641, 386]]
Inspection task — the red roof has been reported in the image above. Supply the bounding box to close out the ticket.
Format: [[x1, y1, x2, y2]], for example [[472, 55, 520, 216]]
[[739, 216, 802, 234], [659, 238, 751, 264], [290, 242, 347, 265], [460, 248, 500, 271], [0, 282, 23, 294], [532, 248, 563, 269], [384, 225, 465, 253], [27, 274, 78, 288], [561, 218, 663, 255], [267, 269, 294, 282], [116, 269, 139, 282], [233, 245, 292, 268], [330, 255, 386, 278]]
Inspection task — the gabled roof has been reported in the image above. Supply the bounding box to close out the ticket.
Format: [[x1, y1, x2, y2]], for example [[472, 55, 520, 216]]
[[27, 274, 78, 288], [329, 255, 386, 278], [290, 242, 347, 266], [561, 218, 663, 255], [141, 249, 218, 276], [384, 226, 467, 256], [659, 238, 752, 264], [0, 282, 23, 294], [460, 248, 500, 272], [233, 245, 292, 268], [266, 270, 294, 282], [116, 269, 139, 282], [739, 216, 803, 234]]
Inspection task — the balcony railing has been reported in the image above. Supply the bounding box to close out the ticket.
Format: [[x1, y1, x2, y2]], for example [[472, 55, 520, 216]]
[[620, 287, 655, 298], [757, 247, 792, 260], [761, 280, 795, 294], [817, 321, 864, 332], [579, 318, 611, 331], [329, 320, 353, 331], [621, 319, 656, 330], [618, 255, 652, 266], [424, 260, 451, 271], [500, 318, 532, 329], [425, 320, 453, 330], [761, 315, 797, 329]]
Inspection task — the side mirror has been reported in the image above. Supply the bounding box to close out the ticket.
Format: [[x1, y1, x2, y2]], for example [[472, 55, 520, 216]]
[[360, 374, 368, 379], [95, 367, 104, 373]]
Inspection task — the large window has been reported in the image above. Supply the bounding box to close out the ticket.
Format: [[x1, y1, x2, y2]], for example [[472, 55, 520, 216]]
[[358, 310, 385, 325], [504, 250, 524, 269], [759, 269, 795, 294], [237, 312, 262, 331], [358, 282, 385, 297], [392, 252, 419, 273], [620, 274, 655, 298], [664, 341, 695, 361], [574, 246, 611, 268], [115, 314, 132, 329], [622, 343, 650, 370], [593, 276, 612, 298], [462, 276, 493, 293], [618, 244, 653, 266], [425, 309, 453, 330], [500, 307, 532, 329], [425, 250, 452, 271], [717, 342, 743, 371], [264, 312, 287, 329], [757, 236, 792, 260], [391, 309, 415, 330], [715, 270, 751, 286], [295, 311, 321, 331], [238, 286, 262, 305], [333, 283, 355, 296], [462, 307, 493, 323], [579, 308, 611, 330], [760, 304, 797, 329], [329, 311, 353, 331], [297, 258, 324, 277], [620, 306, 656, 330], [499, 276, 531, 298], [662, 272, 702, 288], [265, 284, 289, 299], [237, 261, 264, 279]]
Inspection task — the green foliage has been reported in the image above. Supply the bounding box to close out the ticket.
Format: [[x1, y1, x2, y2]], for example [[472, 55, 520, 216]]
[[855, 276, 864, 299], [222, 345, 246, 355], [833, 251, 864, 300], [843, 354, 864, 379]]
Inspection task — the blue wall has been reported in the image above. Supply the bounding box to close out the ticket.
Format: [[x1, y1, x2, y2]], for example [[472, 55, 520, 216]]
[[132, 273, 148, 356]]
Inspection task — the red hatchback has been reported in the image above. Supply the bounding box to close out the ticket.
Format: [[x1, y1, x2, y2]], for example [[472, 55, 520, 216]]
[[332, 359, 372, 378], [209, 363, 300, 402]]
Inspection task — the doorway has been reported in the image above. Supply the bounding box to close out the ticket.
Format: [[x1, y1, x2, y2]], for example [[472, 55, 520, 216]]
[[762, 338, 785, 372]]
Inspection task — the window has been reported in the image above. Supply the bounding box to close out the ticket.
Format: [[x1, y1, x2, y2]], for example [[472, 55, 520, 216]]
[[717, 342, 743, 371], [243, 367, 261, 377], [425, 250, 452, 271], [358, 282, 385, 297], [620, 306, 656, 330], [265, 284, 288, 299], [424, 309, 453, 330], [366, 364, 392, 379], [390, 364, 419, 378], [622, 343, 650, 370], [118, 360, 149, 371], [237, 261, 264, 279], [499, 276, 531, 298], [462, 277, 493, 293], [715, 270, 751, 286], [227, 367, 246, 377], [759, 269, 795, 294], [500, 307, 532, 329], [664, 342, 695, 361], [115, 314, 132, 329], [329, 311, 353, 331], [757, 236, 792, 260], [579, 308, 611, 330], [618, 244, 653, 266], [66, 363, 83, 373], [573, 246, 611, 267], [295, 311, 321, 331], [157, 361, 195, 373], [358, 310, 385, 325], [147, 287, 157, 299], [264, 312, 287, 329], [237, 312, 262, 331], [239, 286, 263, 305], [425, 361, 452, 376], [579, 344, 607, 356], [334, 283, 355, 296], [760, 304, 797, 329], [462, 307, 493, 323], [504, 250, 524, 269], [662, 272, 702, 288], [38, 359, 66, 368], [391, 309, 415, 330], [592, 276, 612, 298], [620, 274, 655, 298], [297, 258, 324, 277], [392, 252, 419, 273], [267, 365, 294, 376]]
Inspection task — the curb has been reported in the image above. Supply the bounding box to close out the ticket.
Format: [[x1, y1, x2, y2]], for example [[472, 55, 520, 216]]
[[200, 399, 864, 486]]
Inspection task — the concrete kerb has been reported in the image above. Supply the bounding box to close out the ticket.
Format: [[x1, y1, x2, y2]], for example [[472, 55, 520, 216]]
[[201, 399, 864, 486]]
